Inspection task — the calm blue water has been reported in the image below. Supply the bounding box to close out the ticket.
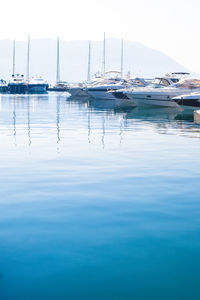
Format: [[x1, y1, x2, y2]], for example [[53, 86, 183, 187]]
[[0, 93, 200, 299]]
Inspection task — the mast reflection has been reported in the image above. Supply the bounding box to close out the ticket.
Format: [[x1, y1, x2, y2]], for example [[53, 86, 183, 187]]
[[56, 96, 61, 153], [27, 97, 31, 146], [13, 97, 17, 146]]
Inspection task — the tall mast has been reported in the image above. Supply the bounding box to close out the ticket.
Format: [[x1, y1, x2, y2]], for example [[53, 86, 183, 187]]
[[12, 39, 15, 76], [121, 39, 124, 79], [56, 37, 60, 83], [87, 40, 91, 82], [26, 35, 30, 81], [102, 32, 106, 76]]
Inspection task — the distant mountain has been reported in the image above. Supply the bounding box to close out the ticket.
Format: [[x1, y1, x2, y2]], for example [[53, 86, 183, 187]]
[[0, 38, 193, 83]]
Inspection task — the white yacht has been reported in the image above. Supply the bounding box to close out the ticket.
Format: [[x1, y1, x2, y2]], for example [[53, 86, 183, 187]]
[[27, 77, 48, 93], [68, 72, 120, 98], [110, 75, 181, 105], [125, 78, 200, 107]]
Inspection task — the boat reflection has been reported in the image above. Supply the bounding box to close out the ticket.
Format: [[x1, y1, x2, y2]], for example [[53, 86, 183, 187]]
[[124, 106, 200, 139], [0, 93, 200, 153], [68, 95, 200, 140], [2, 94, 49, 147], [125, 106, 193, 122]]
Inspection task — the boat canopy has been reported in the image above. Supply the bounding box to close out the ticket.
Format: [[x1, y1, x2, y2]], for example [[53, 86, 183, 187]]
[[152, 77, 175, 87], [171, 72, 190, 75]]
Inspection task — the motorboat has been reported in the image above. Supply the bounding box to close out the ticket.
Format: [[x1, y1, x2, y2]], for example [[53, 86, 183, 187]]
[[124, 78, 200, 107], [110, 77, 149, 100], [110, 75, 180, 105], [27, 77, 48, 93], [68, 71, 121, 98], [109, 73, 186, 102], [87, 80, 125, 100], [173, 92, 200, 110], [8, 74, 27, 94], [87, 71, 127, 100]]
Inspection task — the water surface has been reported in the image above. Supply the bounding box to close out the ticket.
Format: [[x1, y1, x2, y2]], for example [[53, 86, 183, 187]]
[[0, 94, 200, 299]]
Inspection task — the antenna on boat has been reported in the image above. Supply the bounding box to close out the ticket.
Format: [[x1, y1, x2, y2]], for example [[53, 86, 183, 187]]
[[12, 39, 15, 76], [26, 35, 30, 81], [121, 39, 124, 79], [87, 40, 91, 82], [56, 37, 60, 84], [101, 32, 106, 76]]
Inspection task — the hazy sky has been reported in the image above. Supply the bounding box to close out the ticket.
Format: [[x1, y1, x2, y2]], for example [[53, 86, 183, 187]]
[[1, 0, 200, 73]]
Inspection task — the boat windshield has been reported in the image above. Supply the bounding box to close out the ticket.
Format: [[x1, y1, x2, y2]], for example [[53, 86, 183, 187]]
[[129, 77, 148, 87], [170, 78, 179, 83], [150, 77, 174, 87]]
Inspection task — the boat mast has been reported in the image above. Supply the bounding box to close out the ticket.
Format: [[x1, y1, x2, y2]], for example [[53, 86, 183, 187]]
[[87, 40, 91, 82], [56, 37, 60, 84], [101, 32, 106, 76], [26, 35, 30, 81], [12, 39, 15, 76], [121, 39, 124, 79]]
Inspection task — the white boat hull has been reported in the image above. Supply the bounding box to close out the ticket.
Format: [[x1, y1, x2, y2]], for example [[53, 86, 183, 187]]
[[126, 89, 197, 108], [69, 88, 88, 97], [88, 89, 135, 108], [87, 90, 116, 100], [128, 95, 180, 107], [87, 84, 125, 101]]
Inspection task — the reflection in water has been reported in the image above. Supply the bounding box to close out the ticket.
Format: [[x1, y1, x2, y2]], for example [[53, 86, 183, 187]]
[[102, 115, 105, 149], [124, 106, 200, 138], [27, 98, 31, 147], [87, 110, 91, 144], [119, 116, 124, 145], [1, 94, 200, 151], [8, 94, 50, 148], [125, 106, 193, 121], [13, 97, 17, 146], [56, 96, 61, 153]]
